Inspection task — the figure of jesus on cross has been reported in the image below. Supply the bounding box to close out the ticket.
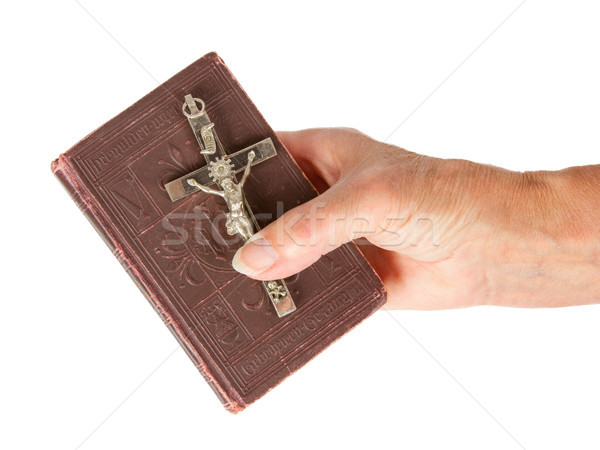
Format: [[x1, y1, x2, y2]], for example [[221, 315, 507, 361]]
[[164, 95, 296, 317], [187, 150, 256, 241]]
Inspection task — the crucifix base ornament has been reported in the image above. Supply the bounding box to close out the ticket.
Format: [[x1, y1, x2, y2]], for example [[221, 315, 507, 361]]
[[164, 95, 297, 317]]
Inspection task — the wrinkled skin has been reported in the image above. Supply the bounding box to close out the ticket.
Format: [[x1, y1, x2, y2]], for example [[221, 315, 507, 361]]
[[232, 128, 600, 309]]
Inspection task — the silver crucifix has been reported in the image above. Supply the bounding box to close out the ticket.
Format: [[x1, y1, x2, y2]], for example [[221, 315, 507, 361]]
[[164, 95, 297, 318]]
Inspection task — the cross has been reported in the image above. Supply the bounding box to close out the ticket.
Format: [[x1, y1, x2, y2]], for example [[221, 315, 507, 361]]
[[164, 95, 297, 318]]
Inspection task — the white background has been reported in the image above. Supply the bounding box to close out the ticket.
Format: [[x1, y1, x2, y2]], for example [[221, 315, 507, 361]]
[[1, 1, 599, 449]]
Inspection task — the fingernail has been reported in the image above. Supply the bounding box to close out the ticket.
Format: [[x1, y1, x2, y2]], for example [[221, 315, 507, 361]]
[[232, 236, 278, 276]]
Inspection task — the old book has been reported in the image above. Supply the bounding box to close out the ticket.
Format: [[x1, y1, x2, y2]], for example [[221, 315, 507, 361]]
[[52, 52, 386, 412]]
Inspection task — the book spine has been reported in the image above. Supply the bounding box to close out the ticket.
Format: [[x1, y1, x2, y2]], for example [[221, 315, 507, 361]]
[[51, 156, 244, 413]]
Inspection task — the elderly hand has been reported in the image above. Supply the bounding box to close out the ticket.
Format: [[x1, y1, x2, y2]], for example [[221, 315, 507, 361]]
[[233, 128, 600, 309]]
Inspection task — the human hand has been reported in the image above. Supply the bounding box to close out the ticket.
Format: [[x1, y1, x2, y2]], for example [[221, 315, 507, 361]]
[[232, 128, 600, 309]]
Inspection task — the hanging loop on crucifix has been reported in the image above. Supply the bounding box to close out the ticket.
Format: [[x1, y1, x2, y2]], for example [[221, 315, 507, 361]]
[[164, 95, 297, 318]]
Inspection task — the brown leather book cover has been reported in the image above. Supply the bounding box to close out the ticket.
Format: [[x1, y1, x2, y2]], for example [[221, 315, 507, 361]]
[[52, 52, 386, 412]]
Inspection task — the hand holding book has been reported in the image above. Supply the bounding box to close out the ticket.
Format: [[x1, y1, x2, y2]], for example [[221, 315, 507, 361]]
[[234, 128, 600, 309]]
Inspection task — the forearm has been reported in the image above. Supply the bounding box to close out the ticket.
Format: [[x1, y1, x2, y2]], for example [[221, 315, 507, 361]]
[[481, 164, 600, 307], [240, 152, 255, 185], [187, 179, 223, 196]]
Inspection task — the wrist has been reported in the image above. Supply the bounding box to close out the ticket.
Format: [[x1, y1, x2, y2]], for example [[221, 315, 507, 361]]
[[480, 167, 600, 307]]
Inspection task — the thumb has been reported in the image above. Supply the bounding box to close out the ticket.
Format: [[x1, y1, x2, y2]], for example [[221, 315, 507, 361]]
[[232, 176, 378, 280]]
